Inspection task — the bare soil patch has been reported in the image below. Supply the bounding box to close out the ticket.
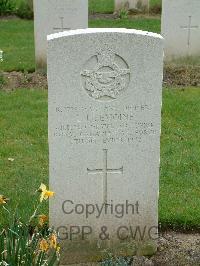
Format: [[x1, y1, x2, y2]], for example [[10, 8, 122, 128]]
[[0, 15, 19, 20], [1, 71, 47, 91], [89, 13, 160, 20], [146, 231, 200, 266], [89, 13, 118, 20], [164, 65, 200, 87], [1, 66, 200, 91]]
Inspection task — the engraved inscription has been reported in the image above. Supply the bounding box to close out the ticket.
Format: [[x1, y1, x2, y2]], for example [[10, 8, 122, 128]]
[[81, 48, 130, 101], [87, 149, 123, 203], [53, 104, 157, 145]]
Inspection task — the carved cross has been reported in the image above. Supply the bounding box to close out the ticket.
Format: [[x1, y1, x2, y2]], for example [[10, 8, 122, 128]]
[[180, 16, 199, 50], [87, 149, 123, 203], [53, 17, 70, 32]]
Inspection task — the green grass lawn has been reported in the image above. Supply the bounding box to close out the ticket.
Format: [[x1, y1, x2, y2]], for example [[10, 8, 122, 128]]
[[89, 0, 114, 13], [150, 0, 161, 7], [160, 88, 200, 230], [0, 90, 48, 221], [0, 88, 200, 230], [0, 18, 160, 72], [0, 19, 35, 72]]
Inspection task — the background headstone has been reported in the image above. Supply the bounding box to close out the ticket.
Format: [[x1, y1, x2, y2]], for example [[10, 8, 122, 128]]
[[115, 0, 149, 12], [33, 0, 88, 72], [162, 0, 200, 60], [48, 28, 163, 264]]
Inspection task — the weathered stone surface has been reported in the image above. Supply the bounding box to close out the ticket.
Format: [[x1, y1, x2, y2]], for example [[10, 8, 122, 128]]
[[33, 0, 88, 72], [48, 28, 163, 264], [161, 0, 200, 60], [115, 0, 149, 12]]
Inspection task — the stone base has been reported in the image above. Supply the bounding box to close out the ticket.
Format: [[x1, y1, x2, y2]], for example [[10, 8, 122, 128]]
[[60, 240, 157, 265]]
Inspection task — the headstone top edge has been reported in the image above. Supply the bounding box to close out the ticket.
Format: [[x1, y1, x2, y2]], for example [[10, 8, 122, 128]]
[[47, 28, 163, 41]]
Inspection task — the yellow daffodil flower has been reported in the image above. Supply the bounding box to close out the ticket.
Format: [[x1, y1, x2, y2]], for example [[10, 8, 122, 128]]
[[38, 184, 55, 202], [0, 195, 9, 204], [49, 233, 57, 249], [39, 239, 49, 252], [56, 244, 61, 255], [38, 214, 48, 227]]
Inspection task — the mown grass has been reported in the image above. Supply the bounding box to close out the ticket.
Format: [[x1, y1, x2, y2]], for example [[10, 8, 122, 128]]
[[0, 19, 35, 72], [89, 0, 114, 13], [0, 88, 200, 230], [90, 17, 160, 32], [150, 0, 161, 7], [0, 18, 160, 72], [160, 88, 200, 230], [0, 90, 48, 221]]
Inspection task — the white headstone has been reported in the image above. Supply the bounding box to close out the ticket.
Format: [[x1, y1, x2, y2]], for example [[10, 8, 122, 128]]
[[162, 0, 200, 60], [48, 28, 163, 264], [115, 0, 149, 12], [33, 0, 88, 71]]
